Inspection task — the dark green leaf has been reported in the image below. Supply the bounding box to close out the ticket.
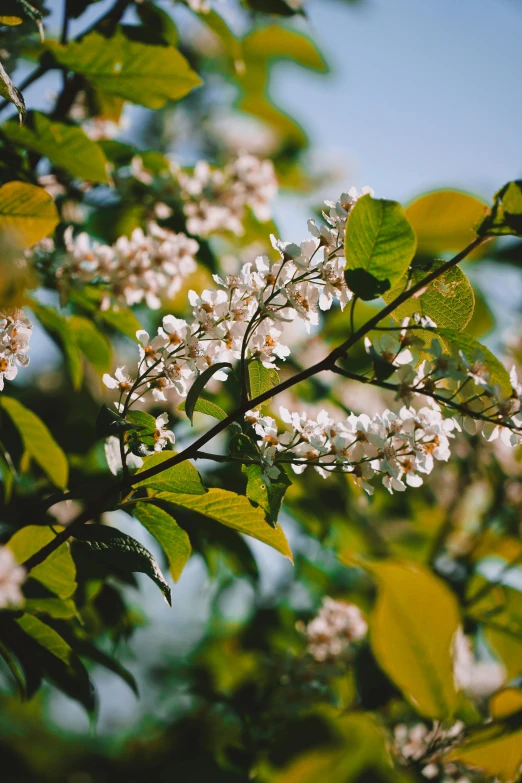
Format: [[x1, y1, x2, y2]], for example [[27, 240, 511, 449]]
[[0, 59, 26, 123], [480, 180, 522, 238], [74, 524, 172, 605], [133, 502, 191, 582], [242, 462, 291, 528], [185, 362, 231, 425]]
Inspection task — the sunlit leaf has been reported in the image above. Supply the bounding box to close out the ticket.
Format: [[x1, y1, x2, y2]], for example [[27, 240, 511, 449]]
[[177, 397, 227, 422], [133, 501, 191, 582], [7, 525, 76, 599], [134, 451, 207, 495], [406, 189, 488, 258], [447, 723, 522, 781], [0, 397, 68, 488], [0, 181, 58, 251], [368, 560, 460, 718], [437, 329, 512, 396], [156, 488, 293, 561], [490, 688, 522, 719], [480, 180, 522, 238], [247, 358, 279, 405], [383, 259, 475, 331], [3, 111, 109, 183], [51, 30, 202, 109], [345, 195, 417, 300]]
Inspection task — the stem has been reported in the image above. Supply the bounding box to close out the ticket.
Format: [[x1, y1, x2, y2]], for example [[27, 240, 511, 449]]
[[21, 237, 486, 572]]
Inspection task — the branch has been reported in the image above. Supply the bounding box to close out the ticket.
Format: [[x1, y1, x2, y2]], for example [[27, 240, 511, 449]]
[[21, 236, 486, 572], [330, 366, 520, 432]]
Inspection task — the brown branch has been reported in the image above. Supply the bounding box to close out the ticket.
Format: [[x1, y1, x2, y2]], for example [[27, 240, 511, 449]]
[[21, 236, 488, 572]]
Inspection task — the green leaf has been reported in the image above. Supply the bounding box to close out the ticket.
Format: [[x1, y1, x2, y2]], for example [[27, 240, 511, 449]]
[[242, 462, 291, 528], [247, 358, 279, 405], [382, 259, 475, 331], [70, 288, 141, 341], [24, 597, 77, 619], [0, 640, 26, 697], [156, 488, 293, 561], [7, 525, 76, 599], [0, 181, 58, 251], [368, 560, 460, 718], [0, 59, 26, 123], [126, 409, 160, 455], [16, 614, 94, 712], [134, 451, 206, 495], [72, 638, 138, 696], [3, 111, 109, 183], [133, 502, 191, 582], [69, 315, 112, 375], [185, 362, 231, 424], [345, 194, 417, 300], [30, 302, 83, 389], [446, 723, 522, 782], [177, 397, 227, 422], [74, 524, 172, 605], [0, 397, 68, 488], [480, 180, 522, 238], [405, 189, 488, 258], [437, 329, 512, 396], [51, 29, 202, 109]]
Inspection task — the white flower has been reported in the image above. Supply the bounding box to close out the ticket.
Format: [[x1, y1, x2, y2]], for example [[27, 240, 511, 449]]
[[453, 628, 505, 698], [0, 309, 33, 392], [153, 413, 175, 452], [301, 598, 367, 661], [0, 547, 25, 608]]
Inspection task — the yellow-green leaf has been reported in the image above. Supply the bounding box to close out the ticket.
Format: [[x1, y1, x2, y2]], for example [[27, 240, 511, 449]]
[[69, 314, 112, 374], [447, 723, 522, 781], [3, 111, 109, 183], [0, 397, 68, 488], [133, 502, 191, 582], [51, 30, 202, 109], [7, 525, 76, 599], [368, 560, 460, 718], [134, 452, 206, 495], [0, 181, 58, 251], [247, 359, 278, 406], [406, 189, 488, 258], [490, 688, 522, 719], [382, 260, 475, 331], [156, 488, 293, 561]]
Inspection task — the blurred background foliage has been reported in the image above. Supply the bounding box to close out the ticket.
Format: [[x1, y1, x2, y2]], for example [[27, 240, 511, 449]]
[[0, 1, 522, 782]]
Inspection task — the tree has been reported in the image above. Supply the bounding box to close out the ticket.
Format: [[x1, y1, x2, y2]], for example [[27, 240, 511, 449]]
[[0, 1, 522, 781]]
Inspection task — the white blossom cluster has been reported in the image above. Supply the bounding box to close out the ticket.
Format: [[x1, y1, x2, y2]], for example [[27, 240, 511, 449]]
[[392, 722, 477, 782], [0, 309, 32, 391], [298, 597, 367, 661], [57, 222, 198, 310], [69, 90, 127, 141], [247, 402, 459, 494], [0, 547, 25, 608], [172, 153, 278, 236], [102, 189, 369, 407]]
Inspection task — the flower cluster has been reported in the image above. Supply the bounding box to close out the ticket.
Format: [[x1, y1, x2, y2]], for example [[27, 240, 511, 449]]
[[247, 402, 459, 494], [0, 547, 25, 608], [172, 153, 278, 236], [299, 598, 367, 661], [102, 189, 370, 410], [57, 222, 198, 310], [392, 721, 477, 782], [365, 325, 522, 444], [0, 309, 32, 391]]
